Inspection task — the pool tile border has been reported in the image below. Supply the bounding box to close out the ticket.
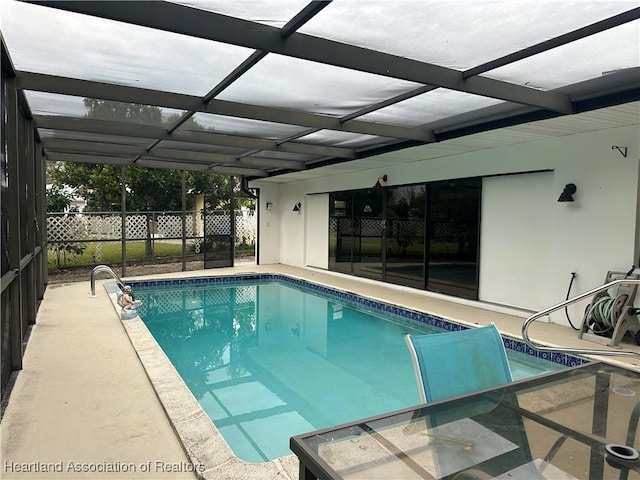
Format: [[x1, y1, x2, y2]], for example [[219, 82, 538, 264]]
[[129, 273, 588, 369]]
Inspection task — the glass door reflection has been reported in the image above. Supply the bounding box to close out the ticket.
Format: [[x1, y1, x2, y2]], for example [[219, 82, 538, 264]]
[[329, 180, 480, 299], [427, 179, 480, 299], [329, 193, 354, 274], [351, 190, 384, 282], [385, 185, 426, 289], [329, 190, 384, 281]]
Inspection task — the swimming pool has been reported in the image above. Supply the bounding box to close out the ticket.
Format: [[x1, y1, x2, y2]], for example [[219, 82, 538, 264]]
[[128, 274, 586, 463]]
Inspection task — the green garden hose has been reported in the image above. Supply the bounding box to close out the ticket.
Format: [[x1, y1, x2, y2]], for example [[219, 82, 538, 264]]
[[585, 291, 629, 334]]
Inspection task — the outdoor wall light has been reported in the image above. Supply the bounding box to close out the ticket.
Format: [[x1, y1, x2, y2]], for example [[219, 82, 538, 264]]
[[292, 202, 301, 212], [558, 183, 577, 202], [373, 174, 388, 190], [266, 202, 272, 211]]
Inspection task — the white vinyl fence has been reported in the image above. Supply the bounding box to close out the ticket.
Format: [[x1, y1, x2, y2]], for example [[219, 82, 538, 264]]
[[47, 210, 256, 269]]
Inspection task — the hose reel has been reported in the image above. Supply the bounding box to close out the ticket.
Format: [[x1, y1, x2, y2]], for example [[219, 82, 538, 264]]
[[584, 292, 629, 334], [579, 270, 640, 347]]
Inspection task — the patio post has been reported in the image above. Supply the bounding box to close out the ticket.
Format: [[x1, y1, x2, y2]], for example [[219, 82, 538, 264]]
[[182, 170, 186, 271], [120, 165, 126, 277]]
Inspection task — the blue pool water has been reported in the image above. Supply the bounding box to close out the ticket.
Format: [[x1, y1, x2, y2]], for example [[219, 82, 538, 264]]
[[131, 276, 578, 463]]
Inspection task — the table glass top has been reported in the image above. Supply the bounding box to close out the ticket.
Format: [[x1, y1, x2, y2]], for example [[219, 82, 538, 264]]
[[292, 362, 640, 479]]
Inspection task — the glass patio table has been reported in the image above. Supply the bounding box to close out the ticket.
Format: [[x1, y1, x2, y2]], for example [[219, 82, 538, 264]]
[[290, 362, 640, 480]]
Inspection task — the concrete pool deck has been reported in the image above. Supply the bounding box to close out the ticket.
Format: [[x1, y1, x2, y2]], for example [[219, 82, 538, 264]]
[[2, 264, 639, 479]]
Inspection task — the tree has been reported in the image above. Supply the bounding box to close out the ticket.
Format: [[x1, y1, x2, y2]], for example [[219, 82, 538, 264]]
[[52, 162, 121, 211], [49, 100, 251, 212], [45, 185, 86, 267], [83, 98, 163, 125], [46, 184, 72, 212]]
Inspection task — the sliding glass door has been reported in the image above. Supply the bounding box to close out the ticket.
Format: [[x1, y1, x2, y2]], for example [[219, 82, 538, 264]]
[[385, 185, 426, 289], [329, 192, 353, 274], [351, 190, 384, 282], [329, 190, 383, 281], [427, 179, 480, 299], [328, 178, 480, 300]]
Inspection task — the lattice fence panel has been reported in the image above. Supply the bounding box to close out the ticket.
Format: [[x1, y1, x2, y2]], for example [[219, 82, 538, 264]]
[[360, 218, 383, 236], [236, 212, 257, 245], [205, 212, 231, 235], [149, 290, 184, 316], [47, 215, 72, 242], [205, 287, 232, 307], [47, 209, 255, 269], [433, 222, 470, 241], [103, 216, 122, 239], [155, 213, 200, 238], [88, 215, 121, 239], [389, 219, 424, 238], [235, 285, 257, 305], [50, 211, 254, 243], [156, 214, 182, 238], [329, 218, 337, 235], [125, 215, 148, 240]]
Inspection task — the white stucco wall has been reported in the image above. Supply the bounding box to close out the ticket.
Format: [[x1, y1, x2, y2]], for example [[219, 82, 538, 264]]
[[256, 184, 281, 264], [251, 124, 639, 327], [305, 194, 329, 269], [479, 172, 555, 312], [278, 186, 307, 267]]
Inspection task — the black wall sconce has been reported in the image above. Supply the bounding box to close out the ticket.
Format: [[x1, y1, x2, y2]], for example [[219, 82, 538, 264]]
[[292, 202, 301, 212], [373, 174, 388, 190], [558, 183, 577, 202], [266, 202, 273, 211]]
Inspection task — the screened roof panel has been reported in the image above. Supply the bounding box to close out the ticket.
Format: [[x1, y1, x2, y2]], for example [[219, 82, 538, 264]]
[[25, 91, 186, 125], [2, 1, 255, 96], [298, 1, 638, 69], [24, 91, 88, 118], [2, 0, 638, 181], [485, 22, 640, 89], [216, 54, 422, 116], [186, 112, 310, 139], [360, 90, 504, 127], [170, 0, 310, 27], [245, 150, 319, 162], [298, 130, 396, 149], [237, 156, 307, 171], [135, 158, 211, 173], [36, 129, 155, 147], [156, 140, 250, 156]]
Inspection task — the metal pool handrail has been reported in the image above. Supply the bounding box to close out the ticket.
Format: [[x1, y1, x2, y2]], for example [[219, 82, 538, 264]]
[[90, 264, 125, 297], [522, 278, 640, 358]]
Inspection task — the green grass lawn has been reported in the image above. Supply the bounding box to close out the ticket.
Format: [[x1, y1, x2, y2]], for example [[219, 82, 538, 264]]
[[48, 241, 189, 268], [48, 240, 255, 269]]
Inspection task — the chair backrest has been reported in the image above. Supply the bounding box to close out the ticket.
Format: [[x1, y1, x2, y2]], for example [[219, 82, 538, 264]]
[[404, 324, 513, 403]]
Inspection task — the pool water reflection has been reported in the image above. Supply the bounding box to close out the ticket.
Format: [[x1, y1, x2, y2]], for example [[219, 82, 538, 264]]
[[132, 278, 568, 463]]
